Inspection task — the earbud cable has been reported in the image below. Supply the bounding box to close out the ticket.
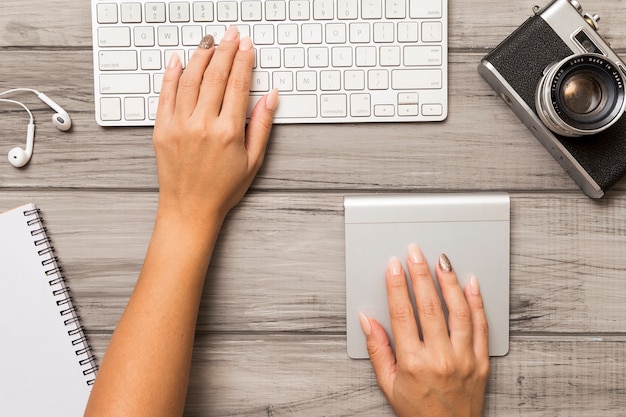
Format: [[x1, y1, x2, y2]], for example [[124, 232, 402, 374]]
[[0, 98, 35, 124]]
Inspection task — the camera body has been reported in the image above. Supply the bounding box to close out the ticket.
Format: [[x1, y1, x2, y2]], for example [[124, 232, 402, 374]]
[[479, 0, 626, 198]]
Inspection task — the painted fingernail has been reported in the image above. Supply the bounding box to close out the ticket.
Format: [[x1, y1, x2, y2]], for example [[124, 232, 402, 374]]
[[359, 312, 372, 336], [265, 89, 279, 111], [439, 253, 452, 272], [222, 25, 239, 41], [198, 34, 214, 49], [408, 243, 424, 264], [239, 36, 253, 51], [470, 275, 480, 295], [388, 257, 403, 276]]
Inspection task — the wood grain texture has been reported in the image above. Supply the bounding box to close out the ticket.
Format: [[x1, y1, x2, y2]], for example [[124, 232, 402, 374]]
[[86, 334, 626, 417], [1, 191, 625, 335], [2, 0, 626, 415]]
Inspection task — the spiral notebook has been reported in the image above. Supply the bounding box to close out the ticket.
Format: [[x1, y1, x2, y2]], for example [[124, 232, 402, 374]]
[[0, 203, 96, 416]]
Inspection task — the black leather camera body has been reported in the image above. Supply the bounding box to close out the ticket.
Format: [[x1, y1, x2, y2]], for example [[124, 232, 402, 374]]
[[479, 0, 626, 198]]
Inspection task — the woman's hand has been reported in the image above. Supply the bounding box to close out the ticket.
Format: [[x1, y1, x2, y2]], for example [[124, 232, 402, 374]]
[[153, 27, 278, 226], [360, 243, 490, 417]]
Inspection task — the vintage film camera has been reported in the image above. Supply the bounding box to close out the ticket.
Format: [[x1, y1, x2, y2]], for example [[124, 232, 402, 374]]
[[478, 0, 626, 198]]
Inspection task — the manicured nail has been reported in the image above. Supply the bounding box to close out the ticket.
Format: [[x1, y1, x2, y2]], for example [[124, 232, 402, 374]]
[[408, 243, 424, 264], [239, 36, 253, 51], [388, 257, 403, 276], [439, 253, 452, 272], [470, 275, 480, 295], [265, 89, 279, 111], [167, 52, 181, 69], [222, 25, 239, 41], [359, 312, 372, 336], [198, 34, 214, 49]]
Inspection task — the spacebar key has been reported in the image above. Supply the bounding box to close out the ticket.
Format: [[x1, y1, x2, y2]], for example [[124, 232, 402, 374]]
[[247, 94, 318, 119]]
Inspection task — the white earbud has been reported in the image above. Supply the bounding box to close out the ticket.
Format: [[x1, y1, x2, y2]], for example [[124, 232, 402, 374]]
[[8, 122, 35, 168], [1, 89, 72, 168], [37, 92, 72, 131]]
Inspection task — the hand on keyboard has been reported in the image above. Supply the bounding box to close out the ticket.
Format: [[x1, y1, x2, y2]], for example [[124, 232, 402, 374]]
[[92, 0, 448, 126], [153, 27, 278, 223]]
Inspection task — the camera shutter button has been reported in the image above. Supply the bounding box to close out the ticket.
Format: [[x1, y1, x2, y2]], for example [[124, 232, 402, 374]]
[[584, 13, 600, 30]]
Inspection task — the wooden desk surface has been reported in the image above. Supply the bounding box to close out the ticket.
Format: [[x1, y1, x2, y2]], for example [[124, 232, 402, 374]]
[[2, 0, 626, 415]]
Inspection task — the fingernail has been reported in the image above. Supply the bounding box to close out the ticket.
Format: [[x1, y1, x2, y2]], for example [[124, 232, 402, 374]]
[[198, 34, 214, 49], [167, 52, 181, 69], [470, 275, 480, 295], [408, 243, 424, 264], [265, 89, 279, 111], [439, 253, 452, 272], [388, 257, 402, 276], [359, 312, 372, 336], [239, 36, 253, 51], [223, 25, 239, 41]]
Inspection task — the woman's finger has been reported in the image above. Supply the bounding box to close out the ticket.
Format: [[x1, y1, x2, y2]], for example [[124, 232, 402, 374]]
[[436, 254, 473, 352], [173, 35, 216, 118], [154, 53, 183, 128], [196, 26, 241, 116]]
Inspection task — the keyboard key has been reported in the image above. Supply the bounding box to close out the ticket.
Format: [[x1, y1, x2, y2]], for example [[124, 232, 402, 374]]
[[247, 94, 318, 118], [145, 2, 167, 23], [124, 97, 146, 120], [251, 72, 270, 92], [321, 94, 347, 117], [272, 71, 294, 91], [100, 97, 122, 121], [410, 0, 442, 18], [422, 103, 443, 116], [97, 3, 118, 24], [182, 25, 203, 45], [121, 3, 142, 23], [385, 0, 406, 19], [170, 2, 191, 22], [158, 26, 179, 46], [391, 69, 442, 89], [241, 1, 262, 21], [313, 0, 334, 20], [373, 22, 394, 43], [265, 0, 286, 20], [141, 50, 162, 70], [253, 24, 275, 44], [422, 22, 443, 42], [374, 104, 395, 116], [397, 22, 419, 42], [100, 74, 150, 94], [193, 2, 214, 21], [98, 27, 131, 47], [296, 71, 317, 91], [99, 50, 138, 71], [368, 69, 389, 89], [404, 45, 442, 66], [338, 0, 358, 20], [289, 1, 310, 21], [350, 93, 371, 117], [344, 70, 365, 90], [133, 27, 154, 47], [217, 1, 238, 21], [361, 0, 382, 19]]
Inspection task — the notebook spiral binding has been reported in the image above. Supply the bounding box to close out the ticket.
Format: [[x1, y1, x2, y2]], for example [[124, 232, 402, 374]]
[[23, 207, 99, 385]]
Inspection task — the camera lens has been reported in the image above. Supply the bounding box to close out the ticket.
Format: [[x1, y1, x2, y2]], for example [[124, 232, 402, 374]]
[[562, 72, 603, 114], [535, 54, 626, 136]]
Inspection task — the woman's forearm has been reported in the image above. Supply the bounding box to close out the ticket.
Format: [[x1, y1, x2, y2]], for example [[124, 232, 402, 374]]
[[84, 211, 223, 417]]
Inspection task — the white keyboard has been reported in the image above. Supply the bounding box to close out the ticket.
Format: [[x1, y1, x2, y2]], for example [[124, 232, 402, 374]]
[[91, 0, 448, 126]]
